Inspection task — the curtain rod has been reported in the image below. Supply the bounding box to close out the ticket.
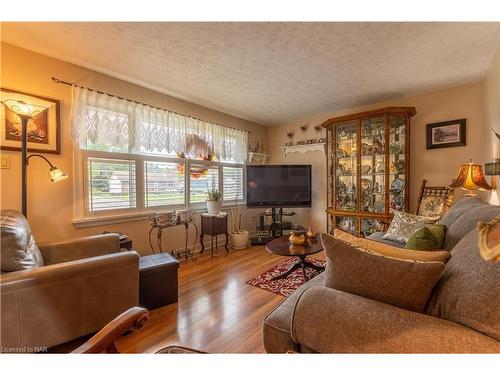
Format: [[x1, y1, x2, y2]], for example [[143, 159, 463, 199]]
[[51, 77, 251, 134]]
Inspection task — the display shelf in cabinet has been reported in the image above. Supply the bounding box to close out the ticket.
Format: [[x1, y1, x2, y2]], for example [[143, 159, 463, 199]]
[[280, 142, 326, 157]]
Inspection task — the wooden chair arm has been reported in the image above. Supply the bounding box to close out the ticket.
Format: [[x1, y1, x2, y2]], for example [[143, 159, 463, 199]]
[[72, 307, 149, 353]]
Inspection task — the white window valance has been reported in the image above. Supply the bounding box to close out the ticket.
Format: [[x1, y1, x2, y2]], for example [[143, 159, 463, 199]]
[[71, 86, 248, 163]]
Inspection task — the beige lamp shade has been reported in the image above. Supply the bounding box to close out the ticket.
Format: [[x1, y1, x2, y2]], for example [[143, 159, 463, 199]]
[[49, 166, 68, 183], [449, 161, 493, 196], [1, 99, 47, 118]]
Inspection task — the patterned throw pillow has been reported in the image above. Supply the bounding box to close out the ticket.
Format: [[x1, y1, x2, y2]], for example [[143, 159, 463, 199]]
[[382, 211, 437, 244], [418, 195, 446, 218]]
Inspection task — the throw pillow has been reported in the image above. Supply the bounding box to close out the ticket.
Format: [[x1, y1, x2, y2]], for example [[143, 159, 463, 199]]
[[334, 228, 450, 262], [405, 224, 446, 250], [0, 210, 44, 272], [417, 195, 447, 219], [382, 211, 437, 244], [321, 233, 445, 312]]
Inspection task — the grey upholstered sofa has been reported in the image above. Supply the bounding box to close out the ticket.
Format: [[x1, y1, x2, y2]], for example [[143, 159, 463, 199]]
[[262, 197, 500, 353]]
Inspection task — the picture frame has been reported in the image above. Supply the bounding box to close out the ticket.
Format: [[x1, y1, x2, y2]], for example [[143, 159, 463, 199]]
[[0, 88, 61, 154], [426, 118, 466, 150]]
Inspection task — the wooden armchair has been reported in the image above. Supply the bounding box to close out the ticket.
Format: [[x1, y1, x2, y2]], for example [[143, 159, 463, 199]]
[[72, 307, 149, 353], [415, 179, 454, 219], [72, 307, 204, 354]]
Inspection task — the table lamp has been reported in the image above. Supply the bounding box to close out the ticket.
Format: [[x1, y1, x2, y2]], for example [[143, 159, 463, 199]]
[[449, 160, 492, 196], [1, 99, 68, 216]]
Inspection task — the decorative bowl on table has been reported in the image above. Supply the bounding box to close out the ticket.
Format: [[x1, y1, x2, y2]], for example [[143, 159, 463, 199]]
[[289, 232, 306, 246], [305, 227, 317, 239]]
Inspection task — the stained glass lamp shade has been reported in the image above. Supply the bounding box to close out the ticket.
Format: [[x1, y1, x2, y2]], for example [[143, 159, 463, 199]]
[[449, 161, 493, 196]]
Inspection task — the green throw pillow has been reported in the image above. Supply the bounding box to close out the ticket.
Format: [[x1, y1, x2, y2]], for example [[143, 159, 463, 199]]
[[405, 224, 446, 251]]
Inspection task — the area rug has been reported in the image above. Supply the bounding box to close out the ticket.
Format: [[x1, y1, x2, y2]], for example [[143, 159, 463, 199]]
[[246, 257, 326, 297]]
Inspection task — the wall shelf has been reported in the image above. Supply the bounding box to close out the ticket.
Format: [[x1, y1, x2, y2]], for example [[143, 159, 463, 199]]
[[247, 152, 269, 164], [280, 143, 326, 157]]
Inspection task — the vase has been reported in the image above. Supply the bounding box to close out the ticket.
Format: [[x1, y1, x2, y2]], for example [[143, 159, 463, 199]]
[[206, 200, 222, 214], [230, 231, 249, 249]]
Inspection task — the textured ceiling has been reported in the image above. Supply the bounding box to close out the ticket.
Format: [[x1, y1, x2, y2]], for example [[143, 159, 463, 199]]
[[1, 22, 499, 125]]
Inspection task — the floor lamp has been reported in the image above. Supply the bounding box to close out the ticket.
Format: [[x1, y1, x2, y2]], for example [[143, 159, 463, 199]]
[[1, 99, 67, 217]]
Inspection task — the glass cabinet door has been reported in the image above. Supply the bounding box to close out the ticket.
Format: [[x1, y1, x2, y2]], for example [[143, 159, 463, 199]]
[[360, 218, 385, 237], [335, 215, 358, 235], [335, 122, 357, 211], [360, 117, 386, 214], [327, 126, 334, 208], [388, 116, 407, 212]]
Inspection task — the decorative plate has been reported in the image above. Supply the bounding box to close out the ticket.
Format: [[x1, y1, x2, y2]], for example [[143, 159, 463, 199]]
[[391, 177, 405, 192]]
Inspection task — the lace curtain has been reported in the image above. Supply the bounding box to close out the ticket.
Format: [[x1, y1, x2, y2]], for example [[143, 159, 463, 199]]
[[71, 86, 248, 163]]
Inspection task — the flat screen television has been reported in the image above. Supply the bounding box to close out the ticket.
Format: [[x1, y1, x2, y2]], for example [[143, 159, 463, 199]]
[[246, 165, 312, 207]]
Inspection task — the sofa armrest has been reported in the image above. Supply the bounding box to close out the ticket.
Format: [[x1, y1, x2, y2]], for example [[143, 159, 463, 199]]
[[1, 251, 139, 350], [291, 286, 500, 353], [38, 233, 121, 265]]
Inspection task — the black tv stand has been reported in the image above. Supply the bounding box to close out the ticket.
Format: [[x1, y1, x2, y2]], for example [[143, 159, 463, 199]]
[[267, 207, 295, 237], [251, 208, 296, 245]]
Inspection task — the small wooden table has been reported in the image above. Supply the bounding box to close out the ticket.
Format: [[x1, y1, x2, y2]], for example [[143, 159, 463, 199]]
[[200, 213, 229, 258], [266, 236, 324, 281]]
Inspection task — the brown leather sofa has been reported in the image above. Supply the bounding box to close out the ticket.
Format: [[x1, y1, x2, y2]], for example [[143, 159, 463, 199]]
[[263, 198, 500, 353], [0, 211, 139, 352]]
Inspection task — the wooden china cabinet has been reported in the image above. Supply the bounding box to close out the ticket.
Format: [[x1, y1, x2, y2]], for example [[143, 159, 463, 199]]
[[322, 106, 416, 237]]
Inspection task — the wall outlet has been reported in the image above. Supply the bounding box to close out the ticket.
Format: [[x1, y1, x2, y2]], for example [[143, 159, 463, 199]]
[[0, 155, 10, 169]]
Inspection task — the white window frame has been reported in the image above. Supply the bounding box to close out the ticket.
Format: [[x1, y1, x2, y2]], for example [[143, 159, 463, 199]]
[[73, 149, 246, 228]]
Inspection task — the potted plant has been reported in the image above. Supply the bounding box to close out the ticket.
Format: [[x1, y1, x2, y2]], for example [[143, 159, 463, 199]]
[[229, 200, 249, 250], [206, 188, 222, 214]]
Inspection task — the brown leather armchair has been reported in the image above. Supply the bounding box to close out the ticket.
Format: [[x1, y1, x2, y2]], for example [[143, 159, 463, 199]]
[[0, 213, 139, 352]]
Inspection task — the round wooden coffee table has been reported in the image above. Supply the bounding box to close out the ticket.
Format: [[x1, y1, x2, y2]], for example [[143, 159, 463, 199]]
[[266, 236, 325, 281]]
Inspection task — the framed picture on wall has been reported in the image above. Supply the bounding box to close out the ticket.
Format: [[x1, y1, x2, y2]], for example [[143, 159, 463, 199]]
[[426, 118, 466, 150], [0, 88, 61, 154]]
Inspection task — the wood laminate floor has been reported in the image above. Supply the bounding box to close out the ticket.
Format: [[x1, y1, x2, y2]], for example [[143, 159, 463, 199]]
[[117, 244, 324, 353]]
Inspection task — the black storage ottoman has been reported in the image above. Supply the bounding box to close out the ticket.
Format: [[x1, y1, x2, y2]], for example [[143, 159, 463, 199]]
[[139, 253, 179, 309]]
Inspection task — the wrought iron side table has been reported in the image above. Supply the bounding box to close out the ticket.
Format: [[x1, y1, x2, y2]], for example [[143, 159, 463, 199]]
[[148, 211, 199, 261]]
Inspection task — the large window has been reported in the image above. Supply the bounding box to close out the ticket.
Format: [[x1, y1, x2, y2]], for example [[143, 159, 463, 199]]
[[83, 151, 245, 216], [144, 161, 185, 207], [74, 94, 248, 218], [189, 164, 219, 204], [223, 166, 244, 202], [87, 157, 136, 212]]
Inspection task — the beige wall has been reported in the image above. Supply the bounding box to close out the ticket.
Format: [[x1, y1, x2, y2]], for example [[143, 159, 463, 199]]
[[267, 80, 496, 233], [482, 36, 500, 205], [0, 43, 268, 254], [2, 40, 498, 252]]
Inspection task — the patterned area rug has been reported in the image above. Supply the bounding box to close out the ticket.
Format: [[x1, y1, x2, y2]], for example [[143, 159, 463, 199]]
[[246, 257, 326, 297]]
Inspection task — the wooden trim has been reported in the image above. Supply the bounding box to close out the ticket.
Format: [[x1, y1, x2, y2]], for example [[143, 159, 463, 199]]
[[321, 106, 416, 128]]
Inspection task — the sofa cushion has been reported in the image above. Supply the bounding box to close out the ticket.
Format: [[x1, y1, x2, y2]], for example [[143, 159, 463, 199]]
[[382, 211, 437, 244], [438, 197, 483, 228], [1, 210, 43, 272], [405, 224, 446, 251], [442, 203, 500, 251], [367, 231, 405, 248], [263, 272, 325, 353], [427, 228, 500, 341], [337, 229, 450, 262], [321, 233, 445, 312]]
